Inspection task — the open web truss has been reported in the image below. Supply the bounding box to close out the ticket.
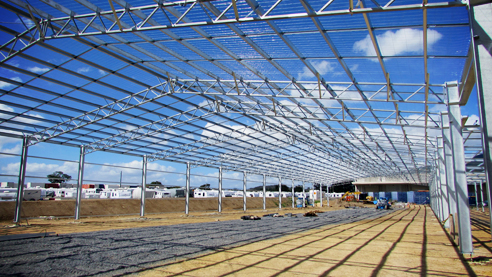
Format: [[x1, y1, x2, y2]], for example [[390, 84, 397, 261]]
[[0, 0, 486, 184]]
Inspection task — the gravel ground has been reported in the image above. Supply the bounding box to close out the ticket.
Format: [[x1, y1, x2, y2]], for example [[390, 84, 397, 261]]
[[0, 208, 394, 276]]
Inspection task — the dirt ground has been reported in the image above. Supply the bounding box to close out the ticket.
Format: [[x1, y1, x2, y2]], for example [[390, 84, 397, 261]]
[[0, 197, 283, 220], [0, 198, 349, 236], [2, 202, 491, 276], [136, 206, 492, 277]]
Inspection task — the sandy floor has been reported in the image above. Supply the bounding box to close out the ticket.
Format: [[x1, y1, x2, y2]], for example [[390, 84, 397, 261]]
[[134, 206, 492, 277], [1, 205, 491, 276], [0, 205, 345, 236]]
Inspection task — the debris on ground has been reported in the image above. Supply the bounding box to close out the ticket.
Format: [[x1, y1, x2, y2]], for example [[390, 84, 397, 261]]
[[241, 215, 261, 220], [263, 213, 284, 217], [303, 211, 318, 217], [312, 210, 324, 213], [468, 256, 492, 266]]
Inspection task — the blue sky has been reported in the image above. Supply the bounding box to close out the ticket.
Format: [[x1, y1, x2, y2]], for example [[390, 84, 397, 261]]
[[0, 1, 482, 188]]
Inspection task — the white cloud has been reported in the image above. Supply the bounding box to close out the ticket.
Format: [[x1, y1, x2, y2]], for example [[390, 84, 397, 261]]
[[465, 114, 480, 126], [77, 67, 91, 74], [28, 66, 50, 74], [0, 77, 22, 89], [19, 113, 44, 125], [98, 69, 106, 75], [1, 159, 176, 185], [353, 28, 443, 57], [0, 104, 14, 113], [331, 85, 362, 100], [298, 60, 335, 80], [6, 61, 19, 68], [0, 143, 21, 156], [15, 17, 34, 28], [1, 161, 79, 177]]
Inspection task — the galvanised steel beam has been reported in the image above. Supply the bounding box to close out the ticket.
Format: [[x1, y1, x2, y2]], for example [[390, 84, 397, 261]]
[[438, 136, 450, 228], [470, 2, 492, 238], [83, 101, 219, 154], [0, 2, 42, 63], [185, 162, 190, 215], [441, 112, 457, 236], [203, 0, 404, 175], [26, 81, 177, 147], [1, 0, 410, 177], [30, 0, 465, 39], [447, 82, 473, 254], [218, 167, 223, 213], [13, 136, 28, 224], [74, 145, 85, 220], [299, 0, 417, 182]]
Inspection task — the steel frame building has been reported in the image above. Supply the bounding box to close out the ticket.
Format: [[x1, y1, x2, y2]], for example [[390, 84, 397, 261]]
[[0, 0, 491, 255]]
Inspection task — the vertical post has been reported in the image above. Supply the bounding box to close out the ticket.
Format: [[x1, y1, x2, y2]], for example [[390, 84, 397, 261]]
[[442, 112, 457, 235], [186, 162, 190, 215], [438, 136, 450, 228], [434, 154, 442, 220], [292, 179, 295, 208], [447, 81, 473, 254], [119, 171, 122, 188], [14, 136, 29, 223], [327, 184, 330, 207], [218, 167, 222, 213], [262, 174, 266, 210], [319, 183, 323, 207], [474, 182, 479, 211], [243, 171, 247, 212], [278, 176, 282, 210], [140, 155, 147, 217], [74, 145, 85, 220], [470, 3, 492, 237], [481, 181, 485, 213], [435, 156, 443, 221], [302, 181, 305, 208]]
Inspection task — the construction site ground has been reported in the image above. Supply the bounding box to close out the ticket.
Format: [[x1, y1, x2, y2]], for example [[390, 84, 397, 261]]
[[0, 201, 491, 276]]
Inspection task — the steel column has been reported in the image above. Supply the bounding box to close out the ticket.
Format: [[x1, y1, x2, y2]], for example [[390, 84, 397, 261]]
[[218, 167, 222, 213], [435, 163, 442, 220], [14, 136, 29, 223], [319, 184, 323, 207], [278, 176, 282, 209], [437, 156, 443, 221], [140, 155, 147, 217], [447, 81, 473, 254], [74, 145, 85, 220], [438, 136, 450, 228], [243, 171, 247, 212], [327, 184, 330, 206], [302, 181, 305, 208], [262, 174, 266, 210], [487, 180, 492, 218], [474, 182, 479, 211], [470, 3, 492, 239], [481, 181, 485, 213], [442, 112, 457, 235], [186, 162, 190, 215], [292, 179, 295, 208]]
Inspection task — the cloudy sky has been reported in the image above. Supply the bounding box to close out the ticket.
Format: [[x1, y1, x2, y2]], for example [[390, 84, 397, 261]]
[[0, 4, 481, 189]]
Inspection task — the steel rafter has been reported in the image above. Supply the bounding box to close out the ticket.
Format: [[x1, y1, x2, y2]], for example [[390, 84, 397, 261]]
[[0, 0, 477, 185], [25, 0, 465, 40]]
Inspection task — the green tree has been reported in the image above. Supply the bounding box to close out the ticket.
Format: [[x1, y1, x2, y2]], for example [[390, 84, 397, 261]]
[[294, 185, 304, 192], [47, 171, 71, 184], [199, 183, 211, 190], [151, 181, 162, 185]]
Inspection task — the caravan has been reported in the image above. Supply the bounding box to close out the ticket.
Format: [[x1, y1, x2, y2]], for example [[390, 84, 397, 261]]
[[194, 189, 220, 198]]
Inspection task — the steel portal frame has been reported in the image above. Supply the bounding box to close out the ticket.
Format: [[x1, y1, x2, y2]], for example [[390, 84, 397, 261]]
[[0, 0, 488, 204]]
